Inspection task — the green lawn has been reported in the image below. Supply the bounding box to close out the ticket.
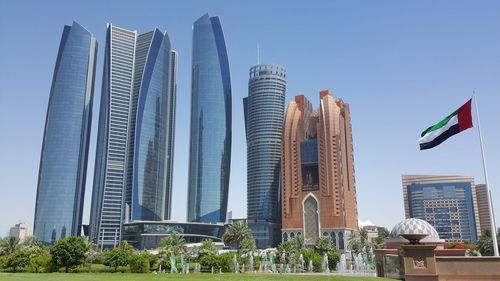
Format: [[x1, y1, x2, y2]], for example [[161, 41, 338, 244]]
[[0, 273, 392, 281]]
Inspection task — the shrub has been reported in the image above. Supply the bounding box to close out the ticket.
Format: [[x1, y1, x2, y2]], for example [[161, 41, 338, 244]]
[[5, 250, 30, 272], [216, 252, 233, 272], [129, 252, 150, 273], [299, 248, 322, 272], [103, 241, 133, 272], [199, 254, 218, 272], [28, 253, 51, 273], [327, 251, 340, 271]]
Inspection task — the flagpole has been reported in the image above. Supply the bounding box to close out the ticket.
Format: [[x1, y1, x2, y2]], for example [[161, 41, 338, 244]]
[[473, 92, 498, 256]]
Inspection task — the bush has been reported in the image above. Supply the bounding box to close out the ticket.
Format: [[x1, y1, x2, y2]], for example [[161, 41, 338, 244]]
[[327, 251, 340, 271], [216, 252, 233, 272], [199, 255, 218, 272], [299, 249, 322, 272], [103, 241, 133, 272], [28, 253, 51, 273], [129, 252, 150, 273], [5, 250, 30, 272], [199, 253, 233, 272]]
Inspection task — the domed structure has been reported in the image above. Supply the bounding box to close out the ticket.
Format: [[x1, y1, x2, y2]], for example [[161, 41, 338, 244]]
[[390, 218, 440, 239], [386, 218, 444, 248]]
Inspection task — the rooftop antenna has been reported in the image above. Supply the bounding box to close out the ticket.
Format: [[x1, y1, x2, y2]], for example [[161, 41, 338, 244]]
[[257, 43, 260, 65]]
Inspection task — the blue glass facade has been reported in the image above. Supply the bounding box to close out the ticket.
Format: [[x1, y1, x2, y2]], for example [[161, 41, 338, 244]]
[[406, 181, 478, 242], [133, 30, 175, 221], [244, 64, 286, 248], [187, 14, 231, 223], [34, 22, 97, 244], [90, 25, 177, 248]]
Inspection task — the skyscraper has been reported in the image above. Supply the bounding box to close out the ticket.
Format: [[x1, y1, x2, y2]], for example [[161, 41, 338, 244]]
[[244, 64, 286, 248], [402, 175, 480, 242], [187, 14, 231, 223], [475, 184, 493, 235], [34, 22, 97, 244], [281, 91, 358, 250], [90, 24, 177, 248]]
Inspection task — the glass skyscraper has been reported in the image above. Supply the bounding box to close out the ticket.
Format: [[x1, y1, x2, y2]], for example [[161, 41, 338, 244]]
[[243, 64, 286, 248], [187, 14, 231, 223], [90, 24, 177, 248], [34, 22, 97, 244], [402, 175, 480, 242]]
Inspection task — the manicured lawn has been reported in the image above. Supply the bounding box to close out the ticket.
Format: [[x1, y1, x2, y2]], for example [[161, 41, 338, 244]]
[[0, 273, 392, 281]]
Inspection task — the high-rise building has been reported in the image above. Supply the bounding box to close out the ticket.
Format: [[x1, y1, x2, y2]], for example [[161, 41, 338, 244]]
[[281, 91, 358, 250], [475, 184, 493, 236], [34, 22, 97, 244], [243, 64, 286, 248], [402, 175, 481, 242], [90, 24, 177, 248], [10, 223, 31, 241], [187, 14, 231, 223]]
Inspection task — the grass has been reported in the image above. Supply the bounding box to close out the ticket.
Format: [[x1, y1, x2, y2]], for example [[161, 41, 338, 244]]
[[0, 273, 393, 281]]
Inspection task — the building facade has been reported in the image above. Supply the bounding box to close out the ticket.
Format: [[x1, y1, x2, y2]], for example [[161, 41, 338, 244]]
[[90, 24, 177, 248], [475, 184, 493, 236], [243, 64, 286, 248], [402, 175, 481, 242], [34, 22, 97, 244], [10, 223, 31, 241], [187, 14, 231, 223], [281, 91, 358, 250]]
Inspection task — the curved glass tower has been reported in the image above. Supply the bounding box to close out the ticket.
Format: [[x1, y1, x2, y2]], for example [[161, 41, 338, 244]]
[[34, 22, 97, 244], [132, 30, 175, 221], [90, 24, 177, 248], [187, 14, 231, 223], [244, 64, 286, 248]]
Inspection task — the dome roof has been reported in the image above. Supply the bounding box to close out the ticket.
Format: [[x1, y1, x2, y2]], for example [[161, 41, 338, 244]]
[[390, 218, 440, 239]]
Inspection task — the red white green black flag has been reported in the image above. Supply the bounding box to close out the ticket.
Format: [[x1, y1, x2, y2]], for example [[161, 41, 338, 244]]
[[419, 99, 473, 150]]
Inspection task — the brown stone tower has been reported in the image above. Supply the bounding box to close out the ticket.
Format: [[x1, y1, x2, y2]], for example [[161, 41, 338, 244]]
[[281, 90, 358, 250]]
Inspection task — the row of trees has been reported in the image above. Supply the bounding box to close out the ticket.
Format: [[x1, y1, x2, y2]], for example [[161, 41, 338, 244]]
[[0, 221, 258, 273]]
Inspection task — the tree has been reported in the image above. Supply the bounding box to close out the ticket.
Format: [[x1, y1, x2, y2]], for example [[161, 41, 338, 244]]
[[83, 238, 100, 272], [222, 221, 252, 255], [103, 241, 133, 272], [240, 237, 256, 255], [50, 236, 88, 273], [198, 239, 217, 257], [289, 236, 305, 252], [5, 249, 30, 272], [476, 228, 500, 256], [129, 252, 151, 273], [277, 241, 294, 255], [19, 237, 51, 273], [374, 228, 390, 249], [159, 234, 186, 257], [0, 237, 20, 256], [314, 236, 334, 255]]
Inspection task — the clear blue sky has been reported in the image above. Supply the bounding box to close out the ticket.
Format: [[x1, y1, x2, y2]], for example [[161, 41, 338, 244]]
[[1, 0, 499, 236]]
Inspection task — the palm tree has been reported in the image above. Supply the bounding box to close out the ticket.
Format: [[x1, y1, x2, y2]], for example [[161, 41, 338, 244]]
[[0, 236, 20, 256], [290, 235, 305, 252], [159, 234, 186, 257], [223, 221, 252, 255]]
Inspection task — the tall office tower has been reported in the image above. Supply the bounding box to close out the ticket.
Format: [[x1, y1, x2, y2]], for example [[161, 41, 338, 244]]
[[90, 24, 177, 248], [475, 184, 493, 235], [282, 91, 358, 250], [243, 64, 286, 248], [402, 175, 481, 242], [34, 22, 97, 244], [187, 14, 231, 223]]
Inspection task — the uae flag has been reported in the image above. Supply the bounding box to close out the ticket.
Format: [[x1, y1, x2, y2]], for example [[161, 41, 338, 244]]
[[419, 99, 473, 150]]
